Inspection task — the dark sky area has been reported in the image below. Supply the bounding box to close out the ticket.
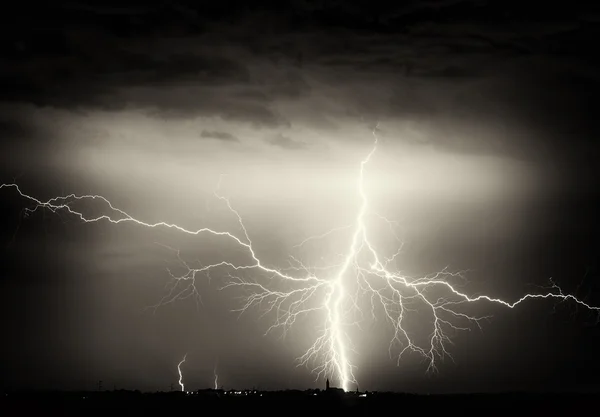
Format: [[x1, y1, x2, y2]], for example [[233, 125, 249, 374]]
[[1, 1, 600, 393]]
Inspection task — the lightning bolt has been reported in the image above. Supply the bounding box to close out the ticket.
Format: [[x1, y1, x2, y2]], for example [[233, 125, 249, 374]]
[[178, 353, 187, 392], [213, 358, 219, 390], [2, 124, 599, 393]]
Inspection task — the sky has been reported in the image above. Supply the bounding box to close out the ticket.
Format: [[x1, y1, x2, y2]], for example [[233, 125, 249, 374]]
[[1, 1, 599, 393]]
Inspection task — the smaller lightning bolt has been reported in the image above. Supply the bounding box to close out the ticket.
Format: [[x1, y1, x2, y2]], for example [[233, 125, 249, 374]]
[[178, 353, 187, 392], [213, 357, 219, 390]]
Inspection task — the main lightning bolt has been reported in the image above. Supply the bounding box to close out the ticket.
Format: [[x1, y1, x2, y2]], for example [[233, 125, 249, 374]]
[[2, 124, 599, 392], [178, 353, 187, 392]]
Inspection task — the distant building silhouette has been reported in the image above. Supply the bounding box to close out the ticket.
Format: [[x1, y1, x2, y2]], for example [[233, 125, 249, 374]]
[[324, 377, 344, 397]]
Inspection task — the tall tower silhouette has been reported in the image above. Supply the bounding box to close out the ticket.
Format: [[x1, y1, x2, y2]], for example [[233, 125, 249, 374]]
[[326, 378, 330, 391]]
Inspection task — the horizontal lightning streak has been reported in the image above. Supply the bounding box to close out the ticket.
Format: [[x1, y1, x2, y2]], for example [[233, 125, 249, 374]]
[[2, 125, 598, 392]]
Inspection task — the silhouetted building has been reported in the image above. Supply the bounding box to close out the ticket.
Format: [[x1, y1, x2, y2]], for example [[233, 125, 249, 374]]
[[324, 377, 344, 398]]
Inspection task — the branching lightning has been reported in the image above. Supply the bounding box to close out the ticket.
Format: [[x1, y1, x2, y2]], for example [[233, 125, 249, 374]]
[[178, 353, 187, 392], [2, 124, 599, 392]]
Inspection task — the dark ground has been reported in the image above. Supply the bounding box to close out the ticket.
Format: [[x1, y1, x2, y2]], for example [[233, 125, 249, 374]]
[[0, 390, 596, 416]]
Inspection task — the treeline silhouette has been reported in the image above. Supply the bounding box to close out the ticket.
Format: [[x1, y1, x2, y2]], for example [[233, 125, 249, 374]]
[[0, 389, 596, 416]]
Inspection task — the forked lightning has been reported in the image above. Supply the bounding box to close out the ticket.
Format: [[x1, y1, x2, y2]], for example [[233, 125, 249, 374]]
[[2, 126, 599, 391]]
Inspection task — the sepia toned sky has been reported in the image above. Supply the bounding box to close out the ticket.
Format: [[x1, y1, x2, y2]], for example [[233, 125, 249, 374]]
[[1, 1, 599, 393]]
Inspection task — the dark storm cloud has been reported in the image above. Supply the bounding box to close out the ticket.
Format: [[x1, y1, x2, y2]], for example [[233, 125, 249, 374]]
[[200, 130, 240, 142], [0, 2, 598, 177], [2, 2, 598, 123], [120, 54, 251, 87], [0, 42, 251, 107], [60, 3, 156, 15], [266, 133, 308, 150]]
